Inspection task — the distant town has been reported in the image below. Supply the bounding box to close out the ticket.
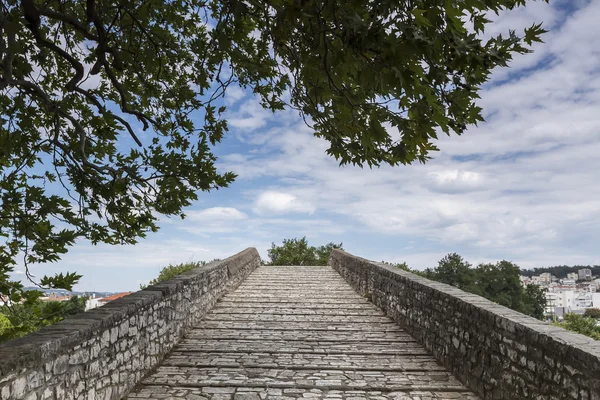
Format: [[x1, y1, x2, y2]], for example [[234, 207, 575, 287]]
[[520, 268, 600, 319], [0, 287, 133, 311]]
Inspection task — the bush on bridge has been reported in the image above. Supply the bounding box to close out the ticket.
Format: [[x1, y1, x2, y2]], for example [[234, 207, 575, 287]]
[[267, 237, 343, 266], [141, 259, 221, 289], [553, 313, 600, 341]]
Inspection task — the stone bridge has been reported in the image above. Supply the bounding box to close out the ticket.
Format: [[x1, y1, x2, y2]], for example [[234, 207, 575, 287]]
[[1, 248, 599, 400]]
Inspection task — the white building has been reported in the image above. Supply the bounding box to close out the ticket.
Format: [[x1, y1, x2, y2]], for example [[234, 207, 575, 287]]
[[538, 273, 553, 284], [546, 290, 600, 317], [545, 292, 559, 315], [545, 290, 577, 315], [574, 292, 595, 309], [85, 294, 102, 311], [0, 295, 13, 307], [578, 268, 592, 281], [567, 273, 578, 281], [593, 293, 600, 308]]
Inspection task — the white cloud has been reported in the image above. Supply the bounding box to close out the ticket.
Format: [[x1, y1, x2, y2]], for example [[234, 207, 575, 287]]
[[253, 191, 316, 215], [427, 170, 485, 193], [228, 99, 273, 130], [186, 207, 248, 221], [225, 85, 246, 106], [180, 207, 248, 235]]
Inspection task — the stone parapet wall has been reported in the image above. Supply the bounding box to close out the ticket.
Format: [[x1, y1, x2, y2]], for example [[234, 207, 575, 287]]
[[0, 247, 261, 400], [329, 249, 600, 399]]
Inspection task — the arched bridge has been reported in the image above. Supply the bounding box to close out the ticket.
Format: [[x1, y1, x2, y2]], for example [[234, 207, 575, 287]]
[[1, 249, 599, 399]]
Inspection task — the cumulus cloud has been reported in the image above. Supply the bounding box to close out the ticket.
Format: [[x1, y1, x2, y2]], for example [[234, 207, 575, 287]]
[[253, 191, 316, 215], [186, 207, 248, 221], [224, 85, 246, 106], [227, 99, 272, 130], [180, 207, 248, 235], [427, 170, 486, 193]]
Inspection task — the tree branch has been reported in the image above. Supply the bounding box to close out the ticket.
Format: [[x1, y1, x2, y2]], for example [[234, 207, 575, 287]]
[[21, 0, 85, 91], [74, 87, 143, 146], [0, 29, 15, 88]]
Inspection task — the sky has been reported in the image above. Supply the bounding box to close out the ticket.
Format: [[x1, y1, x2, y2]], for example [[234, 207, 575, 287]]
[[13, 0, 600, 292]]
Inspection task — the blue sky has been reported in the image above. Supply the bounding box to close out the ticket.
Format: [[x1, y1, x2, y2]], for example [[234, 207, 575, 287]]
[[13, 0, 600, 292]]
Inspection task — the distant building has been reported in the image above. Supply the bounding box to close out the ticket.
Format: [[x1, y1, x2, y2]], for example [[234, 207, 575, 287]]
[[0, 295, 13, 307], [97, 292, 133, 307], [40, 293, 72, 302], [594, 293, 600, 308], [574, 292, 594, 309], [578, 269, 592, 281], [545, 290, 577, 315], [545, 292, 559, 315], [538, 273, 553, 284], [567, 272, 579, 281], [85, 294, 103, 311], [545, 290, 600, 317]]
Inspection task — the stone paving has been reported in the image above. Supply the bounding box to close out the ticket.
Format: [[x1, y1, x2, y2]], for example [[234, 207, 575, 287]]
[[127, 266, 479, 400]]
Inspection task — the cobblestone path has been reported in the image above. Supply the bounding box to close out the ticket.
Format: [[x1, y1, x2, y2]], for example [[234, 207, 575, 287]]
[[128, 266, 479, 400]]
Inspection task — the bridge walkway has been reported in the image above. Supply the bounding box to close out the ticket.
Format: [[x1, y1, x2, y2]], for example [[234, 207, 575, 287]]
[[128, 266, 479, 400]]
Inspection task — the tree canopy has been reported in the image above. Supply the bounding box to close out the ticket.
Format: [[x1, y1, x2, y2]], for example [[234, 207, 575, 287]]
[[0, 295, 86, 342], [584, 308, 600, 320], [423, 253, 472, 290], [267, 237, 342, 266], [421, 254, 547, 320], [553, 313, 600, 341], [141, 259, 219, 289], [1, 0, 546, 295]]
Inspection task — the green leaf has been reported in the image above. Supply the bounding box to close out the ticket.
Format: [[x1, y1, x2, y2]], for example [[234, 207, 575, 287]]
[[523, 23, 548, 46], [412, 9, 433, 27]]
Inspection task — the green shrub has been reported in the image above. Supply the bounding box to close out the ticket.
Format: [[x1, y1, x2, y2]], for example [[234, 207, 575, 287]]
[[142, 259, 220, 289]]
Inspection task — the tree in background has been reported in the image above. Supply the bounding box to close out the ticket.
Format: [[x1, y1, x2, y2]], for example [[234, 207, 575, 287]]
[[141, 259, 220, 289], [421, 254, 546, 320], [379, 260, 411, 271], [584, 308, 600, 319], [0, 313, 11, 336], [394, 262, 411, 272], [268, 238, 343, 266], [553, 314, 600, 341], [522, 284, 547, 320], [469, 261, 525, 311], [1, 0, 547, 297], [422, 253, 472, 290], [0, 296, 87, 342], [314, 243, 343, 266]]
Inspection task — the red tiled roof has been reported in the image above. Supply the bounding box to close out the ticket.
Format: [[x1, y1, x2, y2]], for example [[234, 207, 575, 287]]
[[99, 292, 133, 302]]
